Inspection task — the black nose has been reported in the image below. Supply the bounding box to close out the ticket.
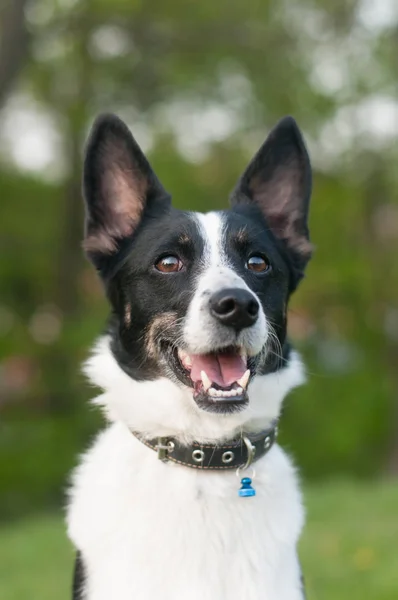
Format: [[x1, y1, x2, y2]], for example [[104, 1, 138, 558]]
[[210, 288, 259, 331]]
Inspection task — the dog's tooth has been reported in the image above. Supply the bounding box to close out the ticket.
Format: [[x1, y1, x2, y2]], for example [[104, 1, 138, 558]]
[[200, 370, 212, 392], [236, 387, 243, 395], [237, 369, 250, 390], [209, 387, 217, 396], [178, 349, 192, 369]]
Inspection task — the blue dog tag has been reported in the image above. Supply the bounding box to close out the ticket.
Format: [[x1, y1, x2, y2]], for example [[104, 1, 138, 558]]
[[238, 477, 256, 497]]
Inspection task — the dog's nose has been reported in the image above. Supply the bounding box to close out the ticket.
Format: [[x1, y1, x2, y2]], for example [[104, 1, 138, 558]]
[[210, 288, 259, 331]]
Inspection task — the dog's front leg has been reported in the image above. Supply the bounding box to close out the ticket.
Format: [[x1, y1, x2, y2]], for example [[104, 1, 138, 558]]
[[300, 570, 307, 599], [72, 551, 86, 600]]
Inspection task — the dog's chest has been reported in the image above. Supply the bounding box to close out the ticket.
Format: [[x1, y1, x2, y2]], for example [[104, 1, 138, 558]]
[[68, 424, 304, 600]]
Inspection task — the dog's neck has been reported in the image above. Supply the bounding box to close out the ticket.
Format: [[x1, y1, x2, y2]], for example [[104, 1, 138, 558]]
[[83, 336, 305, 444]]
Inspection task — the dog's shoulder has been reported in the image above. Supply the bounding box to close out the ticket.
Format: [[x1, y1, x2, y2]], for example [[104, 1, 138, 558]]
[[67, 423, 133, 548]]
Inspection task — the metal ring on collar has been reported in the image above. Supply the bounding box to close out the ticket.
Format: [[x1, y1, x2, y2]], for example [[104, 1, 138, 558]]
[[222, 450, 235, 464], [192, 449, 205, 463], [242, 436, 256, 470], [236, 465, 256, 480]]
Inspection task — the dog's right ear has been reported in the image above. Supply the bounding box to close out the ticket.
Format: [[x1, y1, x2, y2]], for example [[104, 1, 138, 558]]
[[82, 113, 170, 267]]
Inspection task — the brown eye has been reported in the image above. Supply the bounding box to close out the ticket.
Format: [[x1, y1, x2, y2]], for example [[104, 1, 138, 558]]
[[247, 255, 269, 273], [155, 255, 183, 273]]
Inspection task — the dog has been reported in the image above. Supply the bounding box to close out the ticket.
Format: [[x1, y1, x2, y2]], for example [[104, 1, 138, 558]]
[[67, 112, 312, 600]]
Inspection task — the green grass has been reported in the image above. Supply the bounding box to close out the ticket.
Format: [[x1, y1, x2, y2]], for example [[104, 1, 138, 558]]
[[0, 481, 397, 599], [301, 481, 398, 600]]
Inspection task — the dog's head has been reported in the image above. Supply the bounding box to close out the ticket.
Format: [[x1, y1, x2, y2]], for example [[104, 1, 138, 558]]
[[83, 114, 312, 435]]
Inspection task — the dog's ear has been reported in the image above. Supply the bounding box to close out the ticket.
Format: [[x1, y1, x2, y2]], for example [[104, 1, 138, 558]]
[[83, 113, 170, 265], [231, 116, 312, 278]]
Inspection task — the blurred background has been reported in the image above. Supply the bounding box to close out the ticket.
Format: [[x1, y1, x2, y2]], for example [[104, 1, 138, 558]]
[[0, 0, 397, 598]]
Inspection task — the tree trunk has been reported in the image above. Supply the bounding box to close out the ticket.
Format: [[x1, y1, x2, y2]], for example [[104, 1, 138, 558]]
[[0, 0, 29, 108], [47, 8, 93, 413], [54, 10, 92, 317]]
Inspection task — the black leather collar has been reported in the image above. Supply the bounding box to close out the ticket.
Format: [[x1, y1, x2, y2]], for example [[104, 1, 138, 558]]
[[132, 424, 277, 470]]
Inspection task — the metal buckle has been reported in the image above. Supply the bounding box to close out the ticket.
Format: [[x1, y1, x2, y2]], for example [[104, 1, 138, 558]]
[[242, 435, 256, 470], [156, 438, 175, 462]]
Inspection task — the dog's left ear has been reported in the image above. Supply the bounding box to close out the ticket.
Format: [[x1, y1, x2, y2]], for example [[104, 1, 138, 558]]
[[231, 116, 312, 279]]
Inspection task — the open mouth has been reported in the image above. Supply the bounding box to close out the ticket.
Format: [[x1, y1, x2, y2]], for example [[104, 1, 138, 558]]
[[164, 345, 253, 413]]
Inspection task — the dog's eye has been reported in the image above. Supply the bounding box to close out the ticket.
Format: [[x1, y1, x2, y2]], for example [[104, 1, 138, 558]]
[[155, 255, 183, 273], [246, 255, 269, 273]]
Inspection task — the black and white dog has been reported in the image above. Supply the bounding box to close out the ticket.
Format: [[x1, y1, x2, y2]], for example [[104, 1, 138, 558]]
[[67, 113, 312, 600]]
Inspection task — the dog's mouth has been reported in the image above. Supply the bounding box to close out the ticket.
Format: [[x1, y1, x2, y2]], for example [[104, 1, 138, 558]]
[[162, 342, 254, 413]]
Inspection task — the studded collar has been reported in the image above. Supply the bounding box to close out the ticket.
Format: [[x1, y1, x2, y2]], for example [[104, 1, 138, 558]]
[[131, 423, 277, 471]]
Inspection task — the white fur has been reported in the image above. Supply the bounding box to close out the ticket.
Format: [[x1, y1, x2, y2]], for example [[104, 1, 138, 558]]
[[68, 337, 306, 600], [183, 212, 268, 355], [82, 335, 304, 442], [67, 210, 307, 599]]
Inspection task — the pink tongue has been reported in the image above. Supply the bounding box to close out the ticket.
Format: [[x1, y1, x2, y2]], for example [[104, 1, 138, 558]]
[[190, 352, 247, 387]]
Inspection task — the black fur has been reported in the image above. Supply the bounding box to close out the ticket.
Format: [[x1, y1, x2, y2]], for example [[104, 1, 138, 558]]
[[72, 552, 86, 600], [107, 209, 205, 381], [231, 116, 312, 289], [83, 113, 171, 276], [82, 113, 312, 389], [74, 113, 312, 599]]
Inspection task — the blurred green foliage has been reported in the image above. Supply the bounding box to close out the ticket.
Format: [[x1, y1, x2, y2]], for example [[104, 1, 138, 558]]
[[0, 0, 397, 517]]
